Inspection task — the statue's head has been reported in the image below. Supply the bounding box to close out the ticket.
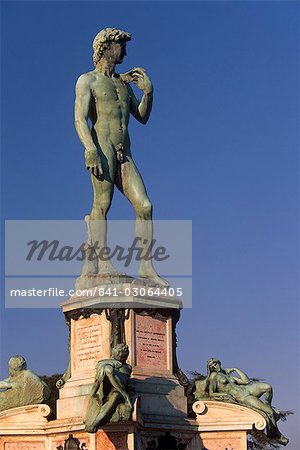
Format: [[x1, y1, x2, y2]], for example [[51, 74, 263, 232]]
[[8, 355, 27, 376], [111, 343, 129, 363], [207, 358, 222, 375], [93, 28, 132, 66]]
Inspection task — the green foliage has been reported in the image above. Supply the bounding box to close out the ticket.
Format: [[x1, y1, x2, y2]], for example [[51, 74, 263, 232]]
[[248, 429, 281, 449], [188, 370, 206, 381], [248, 410, 293, 449]]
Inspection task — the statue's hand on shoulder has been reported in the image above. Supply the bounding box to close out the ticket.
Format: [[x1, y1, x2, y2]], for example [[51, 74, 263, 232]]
[[224, 368, 235, 375], [85, 148, 103, 179], [130, 67, 153, 95]]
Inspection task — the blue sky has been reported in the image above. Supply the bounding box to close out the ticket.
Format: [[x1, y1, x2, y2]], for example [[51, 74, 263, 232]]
[[1, 1, 299, 447]]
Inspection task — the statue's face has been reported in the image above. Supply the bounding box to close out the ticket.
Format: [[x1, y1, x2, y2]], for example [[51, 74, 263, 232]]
[[8, 366, 15, 376], [116, 347, 129, 362], [210, 360, 221, 373], [109, 41, 127, 65], [8, 358, 25, 376], [215, 362, 221, 372]]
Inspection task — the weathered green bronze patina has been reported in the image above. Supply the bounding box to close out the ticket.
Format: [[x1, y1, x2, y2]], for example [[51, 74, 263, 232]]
[[75, 28, 167, 286], [84, 343, 132, 433], [105, 308, 130, 350], [194, 358, 289, 446], [0, 355, 50, 412]]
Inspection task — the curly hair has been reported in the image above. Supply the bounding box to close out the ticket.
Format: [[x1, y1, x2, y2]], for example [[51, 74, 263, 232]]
[[93, 28, 132, 66]]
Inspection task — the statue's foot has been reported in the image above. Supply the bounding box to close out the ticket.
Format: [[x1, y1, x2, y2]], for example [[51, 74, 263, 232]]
[[97, 260, 122, 276], [279, 435, 289, 446], [139, 267, 169, 287], [97, 261, 126, 278], [84, 424, 97, 434]]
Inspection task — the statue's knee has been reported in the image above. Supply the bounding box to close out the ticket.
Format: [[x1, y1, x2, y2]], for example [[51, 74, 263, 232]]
[[93, 199, 111, 216], [136, 199, 152, 217]]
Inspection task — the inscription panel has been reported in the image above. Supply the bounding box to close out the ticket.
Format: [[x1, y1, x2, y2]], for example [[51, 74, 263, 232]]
[[72, 315, 103, 375], [4, 443, 45, 450], [135, 314, 169, 371]]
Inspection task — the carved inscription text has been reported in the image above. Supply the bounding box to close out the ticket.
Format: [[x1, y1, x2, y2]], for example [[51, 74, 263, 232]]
[[73, 316, 103, 374], [135, 314, 168, 371]]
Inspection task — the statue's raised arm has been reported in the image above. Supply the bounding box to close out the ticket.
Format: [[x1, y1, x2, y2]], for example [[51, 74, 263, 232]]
[[122, 67, 153, 124]]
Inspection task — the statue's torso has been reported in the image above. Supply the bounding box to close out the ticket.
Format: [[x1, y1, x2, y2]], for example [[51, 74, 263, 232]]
[[216, 373, 248, 401], [88, 71, 131, 151]]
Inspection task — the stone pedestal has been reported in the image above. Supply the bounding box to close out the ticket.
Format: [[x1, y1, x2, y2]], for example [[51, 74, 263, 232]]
[[57, 285, 187, 427], [57, 309, 111, 419], [0, 287, 268, 449], [191, 400, 267, 450], [0, 400, 267, 450], [0, 406, 135, 450]]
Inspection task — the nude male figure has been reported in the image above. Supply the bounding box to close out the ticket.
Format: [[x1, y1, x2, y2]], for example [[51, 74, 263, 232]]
[[84, 344, 132, 432], [75, 28, 167, 286]]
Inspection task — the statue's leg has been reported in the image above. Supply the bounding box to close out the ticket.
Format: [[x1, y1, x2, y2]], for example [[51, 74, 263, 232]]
[[86, 392, 122, 432], [116, 156, 168, 286], [242, 395, 276, 424], [89, 148, 119, 275], [242, 396, 288, 445], [80, 215, 98, 276], [247, 382, 273, 405]]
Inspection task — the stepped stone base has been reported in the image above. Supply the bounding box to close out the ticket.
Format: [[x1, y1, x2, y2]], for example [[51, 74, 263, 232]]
[[0, 400, 266, 449], [0, 403, 198, 450], [0, 291, 267, 450]]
